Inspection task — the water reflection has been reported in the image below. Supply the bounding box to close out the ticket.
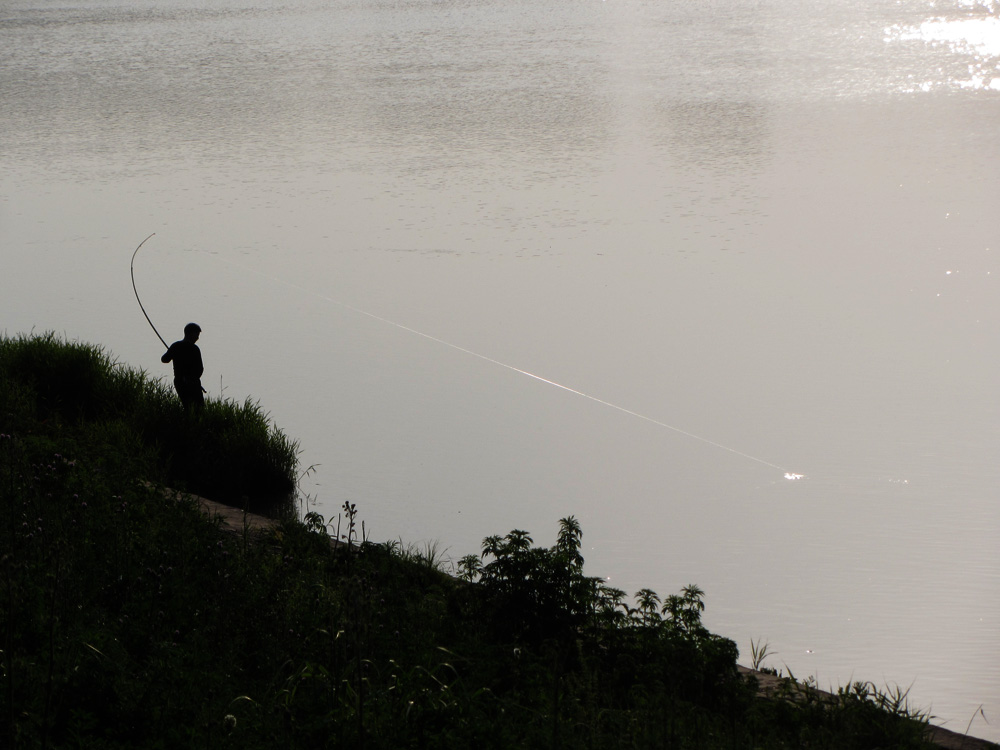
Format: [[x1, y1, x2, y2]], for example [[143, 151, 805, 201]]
[[654, 99, 772, 172], [886, 4, 1000, 92]]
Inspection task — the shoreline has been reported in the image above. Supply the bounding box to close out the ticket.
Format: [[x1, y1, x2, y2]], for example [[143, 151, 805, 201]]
[[192, 492, 999, 750], [737, 667, 997, 750]]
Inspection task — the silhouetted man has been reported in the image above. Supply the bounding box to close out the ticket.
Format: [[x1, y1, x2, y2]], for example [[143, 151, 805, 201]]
[[162, 322, 205, 411]]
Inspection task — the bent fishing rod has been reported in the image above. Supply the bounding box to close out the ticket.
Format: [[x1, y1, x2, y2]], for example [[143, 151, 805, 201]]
[[130, 233, 168, 349]]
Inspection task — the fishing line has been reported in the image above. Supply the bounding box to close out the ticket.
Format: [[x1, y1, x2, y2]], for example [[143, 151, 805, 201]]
[[217, 255, 791, 474], [130, 233, 168, 349]]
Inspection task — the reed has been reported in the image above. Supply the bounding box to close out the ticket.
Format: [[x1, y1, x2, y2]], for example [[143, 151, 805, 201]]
[[749, 636, 775, 673]]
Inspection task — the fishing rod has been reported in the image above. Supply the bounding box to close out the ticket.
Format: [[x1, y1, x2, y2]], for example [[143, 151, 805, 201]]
[[130, 233, 168, 349]]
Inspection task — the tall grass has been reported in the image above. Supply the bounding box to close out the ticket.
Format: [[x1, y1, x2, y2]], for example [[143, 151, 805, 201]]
[[0, 332, 298, 514]]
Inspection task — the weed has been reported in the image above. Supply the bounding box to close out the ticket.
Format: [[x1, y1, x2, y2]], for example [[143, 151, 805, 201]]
[[749, 637, 775, 673], [390, 539, 451, 572]]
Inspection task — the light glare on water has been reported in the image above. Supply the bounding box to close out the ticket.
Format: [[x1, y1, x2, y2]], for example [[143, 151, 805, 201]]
[[887, 11, 1000, 91]]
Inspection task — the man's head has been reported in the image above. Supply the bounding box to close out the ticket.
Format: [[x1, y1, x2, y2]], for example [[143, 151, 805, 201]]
[[184, 322, 202, 341]]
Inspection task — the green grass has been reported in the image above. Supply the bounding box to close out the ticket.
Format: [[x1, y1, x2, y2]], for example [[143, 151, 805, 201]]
[[0, 332, 298, 514], [0, 333, 963, 749]]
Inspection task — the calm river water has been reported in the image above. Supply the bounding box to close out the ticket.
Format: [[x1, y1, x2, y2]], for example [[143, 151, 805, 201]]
[[2, 0, 999, 739]]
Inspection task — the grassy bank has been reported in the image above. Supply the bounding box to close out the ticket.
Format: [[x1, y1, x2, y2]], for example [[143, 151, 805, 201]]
[[0, 332, 298, 514], [0, 334, 951, 748]]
